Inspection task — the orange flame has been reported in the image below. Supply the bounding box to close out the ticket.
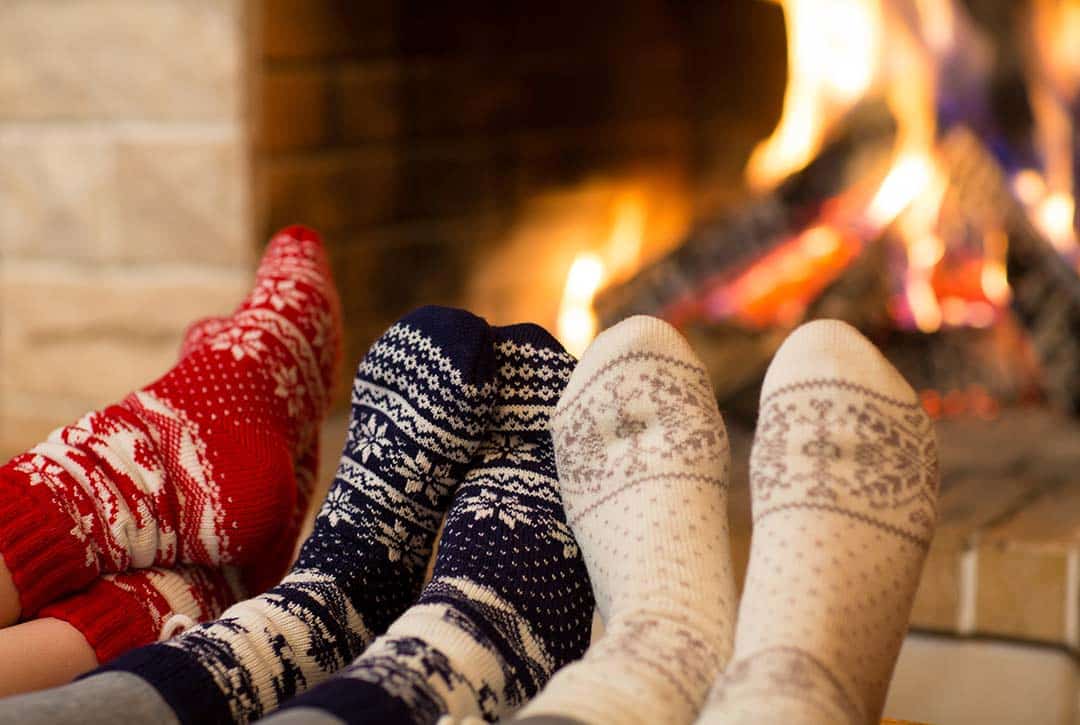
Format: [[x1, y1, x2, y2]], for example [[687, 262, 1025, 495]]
[[556, 195, 647, 356], [746, 0, 883, 191], [1023, 0, 1080, 254], [747, 0, 1021, 334], [557, 253, 606, 358]]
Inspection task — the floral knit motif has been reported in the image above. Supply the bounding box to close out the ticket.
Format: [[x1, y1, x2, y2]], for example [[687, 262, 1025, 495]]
[[751, 381, 938, 546]]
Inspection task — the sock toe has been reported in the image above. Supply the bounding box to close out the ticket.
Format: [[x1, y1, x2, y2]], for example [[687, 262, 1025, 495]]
[[395, 306, 497, 383], [761, 319, 917, 403], [561, 315, 705, 409]]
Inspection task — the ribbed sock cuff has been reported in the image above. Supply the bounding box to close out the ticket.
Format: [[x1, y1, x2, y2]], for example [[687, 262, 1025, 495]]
[[40, 580, 157, 664], [0, 465, 97, 615]]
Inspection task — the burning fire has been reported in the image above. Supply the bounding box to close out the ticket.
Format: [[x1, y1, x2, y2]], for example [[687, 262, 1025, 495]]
[[746, 0, 882, 191], [1023, 0, 1080, 254], [703, 224, 860, 328], [556, 194, 647, 356], [739, 0, 1079, 334], [557, 254, 606, 358], [555, 0, 1079, 373]]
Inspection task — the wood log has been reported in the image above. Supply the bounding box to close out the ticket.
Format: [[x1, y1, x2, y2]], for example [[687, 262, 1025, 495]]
[[594, 102, 895, 328], [938, 127, 1080, 413]]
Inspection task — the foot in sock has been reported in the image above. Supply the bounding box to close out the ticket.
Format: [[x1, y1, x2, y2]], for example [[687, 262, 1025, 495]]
[[0, 226, 343, 614], [75, 306, 499, 724], [40, 563, 243, 665], [44, 327, 324, 666], [695, 319, 938, 725], [265, 322, 594, 725], [515, 315, 737, 725]]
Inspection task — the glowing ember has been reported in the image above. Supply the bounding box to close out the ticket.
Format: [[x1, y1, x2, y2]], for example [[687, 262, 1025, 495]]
[[703, 224, 860, 328], [920, 385, 1000, 420], [1036, 191, 1077, 253]]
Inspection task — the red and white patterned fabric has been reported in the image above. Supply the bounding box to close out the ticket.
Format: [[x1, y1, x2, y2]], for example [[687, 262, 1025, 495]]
[[0, 225, 342, 615], [42, 435, 322, 664], [40, 563, 244, 664]]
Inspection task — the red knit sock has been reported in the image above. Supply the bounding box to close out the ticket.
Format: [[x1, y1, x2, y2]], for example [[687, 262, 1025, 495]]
[[40, 430, 320, 664], [39, 563, 243, 664], [0, 225, 342, 615]]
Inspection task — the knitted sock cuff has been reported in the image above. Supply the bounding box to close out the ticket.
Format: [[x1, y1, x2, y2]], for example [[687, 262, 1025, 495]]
[[94, 644, 234, 725], [0, 463, 97, 615], [41, 566, 240, 664], [40, 580, 159, 664]]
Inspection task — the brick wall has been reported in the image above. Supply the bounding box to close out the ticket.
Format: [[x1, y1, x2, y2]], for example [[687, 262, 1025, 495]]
[[0, 0, 256, 455], [254, 0, 786, 369], [0, 0, 784, 454]]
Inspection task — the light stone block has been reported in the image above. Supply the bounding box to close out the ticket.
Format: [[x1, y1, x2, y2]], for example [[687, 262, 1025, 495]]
[[0, 131, 116, 259], [0, 0, 244, 121], [0, 260, 250, 412], [0, 128, 252, 267], [112, 134, 252, 266]]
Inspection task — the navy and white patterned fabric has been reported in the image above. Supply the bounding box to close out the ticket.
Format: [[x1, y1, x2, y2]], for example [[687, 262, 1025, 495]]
[[93, 306, 499, 724], [269, 323, 596, 725]]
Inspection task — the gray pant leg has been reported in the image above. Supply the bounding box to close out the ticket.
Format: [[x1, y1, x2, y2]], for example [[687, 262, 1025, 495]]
[[0, 673, 178, 725], [262, 709, 584, 724], [262, 707, 348, 724]]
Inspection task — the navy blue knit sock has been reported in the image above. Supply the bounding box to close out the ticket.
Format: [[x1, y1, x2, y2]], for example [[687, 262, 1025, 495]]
[[267, 323, 595, 724], [87, 306, 499, 724]]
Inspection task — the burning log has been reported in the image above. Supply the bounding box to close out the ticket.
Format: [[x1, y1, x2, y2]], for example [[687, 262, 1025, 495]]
[[593, 103, 895, 329], [936, 128, 1080, 414], [590, 0, 1080, 417]]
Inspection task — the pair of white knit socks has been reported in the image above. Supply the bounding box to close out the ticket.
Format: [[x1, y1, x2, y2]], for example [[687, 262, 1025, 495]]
[[517, 317, 939, 725]]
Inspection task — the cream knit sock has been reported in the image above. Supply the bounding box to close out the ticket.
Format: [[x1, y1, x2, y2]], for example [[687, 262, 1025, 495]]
[[696, 319, 939, 725], [517, 315, 737, 725]]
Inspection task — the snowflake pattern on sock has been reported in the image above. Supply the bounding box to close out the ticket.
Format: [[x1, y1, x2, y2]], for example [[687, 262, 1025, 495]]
[[270, 324, 595, 725], [0, 226, 342, 612], [93, 307, 498, 724]]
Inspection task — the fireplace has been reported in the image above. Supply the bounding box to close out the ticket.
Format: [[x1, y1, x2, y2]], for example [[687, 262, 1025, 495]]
[[252, 1, 792, 368], [256, 3, 1080, 722], [4, 1, 1080, 722]]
